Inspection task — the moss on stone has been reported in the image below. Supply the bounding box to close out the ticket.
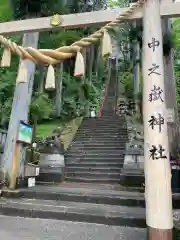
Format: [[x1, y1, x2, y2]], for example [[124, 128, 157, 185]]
[[60, 117, 83, 151]]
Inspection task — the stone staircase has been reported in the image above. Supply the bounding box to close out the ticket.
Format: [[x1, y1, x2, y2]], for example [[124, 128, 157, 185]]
[[0, 59, 179, 234], [1, 183, 180, 229], [65, 58, 127, 184], [65, 116, 128, 184]]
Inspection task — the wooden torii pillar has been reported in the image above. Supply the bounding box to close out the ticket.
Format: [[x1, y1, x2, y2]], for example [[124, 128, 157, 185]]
[[143, 0, 173, 239], [0, 3, 180, 237]]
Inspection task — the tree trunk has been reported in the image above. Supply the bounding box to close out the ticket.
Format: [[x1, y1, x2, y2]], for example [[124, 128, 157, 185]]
[[162, 17, 177, 155], [88, 45, 94, 83], [55, 63, 63, 117], [143, 0, 173, 238], [132, 20, 140, 117], [82, 48, 87, 81], [1, 32, 39, 183], [96, 46, 103, 80], [38, 65, 45, 94]]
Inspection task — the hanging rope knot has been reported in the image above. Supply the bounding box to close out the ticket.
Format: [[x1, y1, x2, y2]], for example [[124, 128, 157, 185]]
[[16, 60, 27, 84], [102, 29, 112, 58], [0, 0, 144, 78], [45, 64, 56, 90], [74, 50, 85, 79], [1, 47, 11, 67]]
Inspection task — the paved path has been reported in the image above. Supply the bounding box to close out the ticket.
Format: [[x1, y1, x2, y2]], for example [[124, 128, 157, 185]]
[[0, 215, 146, 240]]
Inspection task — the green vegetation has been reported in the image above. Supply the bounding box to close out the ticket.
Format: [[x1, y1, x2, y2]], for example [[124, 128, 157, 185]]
[[0, 0, 108, 136], [0, 0, 180, 139], [36, 120, 64, 138], [61, 117, 83, 151], [173, 18, 180, 113]]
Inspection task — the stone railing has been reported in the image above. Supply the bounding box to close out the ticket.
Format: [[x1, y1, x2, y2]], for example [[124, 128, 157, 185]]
[[123, 140, 144, 171]]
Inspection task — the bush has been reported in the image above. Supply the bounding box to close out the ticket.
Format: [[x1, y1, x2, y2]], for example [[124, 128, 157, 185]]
[[25, 148, 40, 164], [174, 227, 180, 240]]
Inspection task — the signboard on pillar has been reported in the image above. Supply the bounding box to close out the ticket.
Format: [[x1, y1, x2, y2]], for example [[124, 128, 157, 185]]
[[17, 121, 33, 144]]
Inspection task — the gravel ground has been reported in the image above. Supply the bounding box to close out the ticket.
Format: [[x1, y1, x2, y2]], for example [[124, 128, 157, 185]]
[[0, 215, 146, 240]]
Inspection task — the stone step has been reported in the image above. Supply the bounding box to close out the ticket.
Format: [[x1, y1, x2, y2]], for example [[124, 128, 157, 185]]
[[0, 198, 146, 227], [66, 152, 124, 158], [79, 125, 126, 128], [65, 167, 122, 173], [33, 182, 144, 192], [72, 138, 128, 143], [79, 124, 126, 128], [65, 157, 124, 162], [87, 121, 126, 124], [81, 117, 125, 120], [78, 128, 126, 132], [77, 129, 127, 132], [74, 137, 126, 141], [66, 149, 125, 155], [73, 134, 127, 142], [80, 121, 126, 124], [1, 186, 145, 207], [65, 176, 120, 184], [70, 141, 126, 146], [36, 172, 63, 183], [65, 171, 121, 179], [69, 142, 128, 147], [76, 132, 126, 136], [80, 125, 126, 128], [75, 134, 127, 138], [69, 143, 126, 148], [120, 170, 145, 188], [76, 133, 127, 137], [65, 162, 124, 168], [83, 115, 124, 119], [71, 139, 127, 143], [83, 116, 125, 120], [80, 123, 126, 126], [65, 157, 124, 163], [3, 184, 180, 209], [80, 120, 125, 123]]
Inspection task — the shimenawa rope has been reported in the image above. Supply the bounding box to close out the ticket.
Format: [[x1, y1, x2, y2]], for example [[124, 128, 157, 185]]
[[0, 0, 144, 88]]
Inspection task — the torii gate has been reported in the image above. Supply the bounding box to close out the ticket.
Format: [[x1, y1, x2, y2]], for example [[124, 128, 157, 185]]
[[0, 1, 179, 35], [0, 0, 179, 239]]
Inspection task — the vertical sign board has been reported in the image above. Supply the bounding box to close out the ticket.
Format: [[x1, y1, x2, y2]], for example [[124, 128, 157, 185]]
[[9, 121, 33, 189], [17, 121, 33, 145], [17, 121, 34, 187]]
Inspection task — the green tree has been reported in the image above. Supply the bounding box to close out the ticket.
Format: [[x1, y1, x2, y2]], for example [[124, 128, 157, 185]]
[[0, 0, 109, 126], [9, 0, 68, 18], [107, 0, 128, 8]]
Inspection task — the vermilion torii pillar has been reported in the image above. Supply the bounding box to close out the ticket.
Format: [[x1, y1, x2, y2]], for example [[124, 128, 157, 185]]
[[143, 0, 173, 239]]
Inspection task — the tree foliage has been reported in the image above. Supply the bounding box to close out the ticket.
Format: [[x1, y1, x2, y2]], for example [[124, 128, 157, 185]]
[[173, 18, 180, 112], [9, 0, 68, 18], [0, 0, 107, 127], [107, 0, 128, 8]]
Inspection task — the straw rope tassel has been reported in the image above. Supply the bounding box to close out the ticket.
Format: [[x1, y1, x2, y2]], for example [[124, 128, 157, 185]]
[[45, 65, 56, 90], [0, 0, 143, 65], [16, 60, 27, 83], [74, 51, 85, 78], [1, 47, 11, 67], [102, 30, 112, 57]]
